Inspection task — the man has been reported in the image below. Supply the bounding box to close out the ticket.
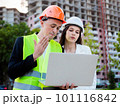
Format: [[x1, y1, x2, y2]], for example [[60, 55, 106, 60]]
[[8, 5, 75, 90]]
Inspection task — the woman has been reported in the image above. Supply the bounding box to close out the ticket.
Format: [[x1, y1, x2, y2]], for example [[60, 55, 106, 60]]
[[59, 17, 96, 90]]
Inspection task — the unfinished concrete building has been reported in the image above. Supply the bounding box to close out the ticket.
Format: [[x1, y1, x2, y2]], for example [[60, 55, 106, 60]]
[[0, 6, 27, 25]]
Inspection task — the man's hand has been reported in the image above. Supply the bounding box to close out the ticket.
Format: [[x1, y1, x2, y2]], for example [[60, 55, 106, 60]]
[[59, 82, 77, 90], [33, 35, 49, 61]]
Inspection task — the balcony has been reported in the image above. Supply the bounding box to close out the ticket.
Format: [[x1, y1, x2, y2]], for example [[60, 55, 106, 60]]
[[115, 75, 120, 78], [34, 16, 39, 22], [29, 0, 38, 5], [108, 38, 117, 43], [63, 2, 74, 7], [108, 50, 117, 54], [93, 37, 99, 41], [34, 22, 41, 29], [91, 30, 98, 34], [108, 44, 115, 48], [111, 68, 118, 72], [111, 56, 119, 60], [28, 6, 39, 13]]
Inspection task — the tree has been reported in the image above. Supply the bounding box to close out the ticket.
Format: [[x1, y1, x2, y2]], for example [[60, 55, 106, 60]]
[[113, 32, 120, 53], [0, 20, 40, 85], [112, 32, 120, 70], [108, 70, 116, 89], [107, 32, 120, 89], [83, 22, 99, 54], [30, 28, 40, 34], [82, 22, 103, 72]]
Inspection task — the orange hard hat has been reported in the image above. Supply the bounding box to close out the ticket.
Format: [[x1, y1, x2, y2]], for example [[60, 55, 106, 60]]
[[39, 5, 66, 24]]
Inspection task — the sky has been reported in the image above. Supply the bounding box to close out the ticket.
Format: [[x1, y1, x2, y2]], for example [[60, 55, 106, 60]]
[[0, 0, 28, 13]]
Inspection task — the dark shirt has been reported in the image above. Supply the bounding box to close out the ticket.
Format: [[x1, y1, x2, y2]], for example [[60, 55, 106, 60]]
[[8, 37, 37, 80]]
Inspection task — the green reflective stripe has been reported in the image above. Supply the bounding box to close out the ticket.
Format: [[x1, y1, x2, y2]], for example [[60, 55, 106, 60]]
[[42, 73, 46, 79], [24, 70, 41, 78], [14, 82, 41, 90]]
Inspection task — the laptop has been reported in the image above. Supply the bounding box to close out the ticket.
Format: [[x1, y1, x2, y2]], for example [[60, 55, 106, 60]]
[[39, 53, 98, 86]]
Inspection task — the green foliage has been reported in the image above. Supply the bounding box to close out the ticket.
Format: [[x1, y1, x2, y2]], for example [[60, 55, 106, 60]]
[[0, 20, 39, 85], [113, 32, 120, 52], [107, 32, 120, 89], [83, 22, 99, 54], [0, 21, 31, 63], [30, 28, 40, 34], [108, 70, 116, 89], [109, 32, 120, 70], [83, 23, 98, 54], [96, 33, 120, 73], [109, 55, 119, 68], [83, 22, 101, 72], [97, 65, 106, 72]]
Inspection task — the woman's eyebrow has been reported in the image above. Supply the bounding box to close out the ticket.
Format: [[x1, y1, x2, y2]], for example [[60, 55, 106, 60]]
[[69, 28, 80, 32], [69, 28, 73, 30], [76, 30, 80, 32]]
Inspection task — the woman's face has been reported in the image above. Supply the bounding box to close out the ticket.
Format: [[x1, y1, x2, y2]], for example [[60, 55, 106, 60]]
[[65, 25, 81, 43]]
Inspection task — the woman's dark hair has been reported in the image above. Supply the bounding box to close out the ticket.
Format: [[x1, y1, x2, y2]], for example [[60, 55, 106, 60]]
[[59, 24, 82, 46]]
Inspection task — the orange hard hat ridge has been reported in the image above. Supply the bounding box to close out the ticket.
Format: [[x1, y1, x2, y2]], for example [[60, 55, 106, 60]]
[[39, 5, 66, 24]]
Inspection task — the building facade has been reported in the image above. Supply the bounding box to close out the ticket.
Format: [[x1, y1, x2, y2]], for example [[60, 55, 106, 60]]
[[0, 6, 27, 25]]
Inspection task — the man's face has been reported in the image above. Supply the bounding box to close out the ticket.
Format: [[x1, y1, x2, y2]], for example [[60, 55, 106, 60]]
[[41, 18, 62, 40]]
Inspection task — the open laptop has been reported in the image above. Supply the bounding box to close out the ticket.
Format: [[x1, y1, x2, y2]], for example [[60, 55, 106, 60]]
[[39, 53, 98, 86]]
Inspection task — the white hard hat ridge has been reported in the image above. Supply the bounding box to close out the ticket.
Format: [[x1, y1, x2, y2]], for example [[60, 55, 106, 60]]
[[63, 16, 84, 33]]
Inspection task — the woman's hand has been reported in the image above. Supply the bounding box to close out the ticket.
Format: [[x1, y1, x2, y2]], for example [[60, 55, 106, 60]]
[[59, 82, 77, 90]]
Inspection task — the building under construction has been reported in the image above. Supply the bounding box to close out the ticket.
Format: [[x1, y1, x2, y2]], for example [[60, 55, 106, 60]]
[[27, 0, 120, 86], [0, 6, 27, 25]]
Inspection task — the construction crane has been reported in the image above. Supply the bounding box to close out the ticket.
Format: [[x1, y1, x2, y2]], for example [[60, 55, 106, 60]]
[[97, 0, 109, 80]]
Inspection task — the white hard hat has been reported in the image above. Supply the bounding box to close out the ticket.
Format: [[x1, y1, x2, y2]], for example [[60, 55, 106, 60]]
[[62, 16, 84, 33]]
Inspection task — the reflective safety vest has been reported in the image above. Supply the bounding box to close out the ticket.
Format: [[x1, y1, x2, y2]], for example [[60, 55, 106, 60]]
[[13, 33, 62, 90]]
